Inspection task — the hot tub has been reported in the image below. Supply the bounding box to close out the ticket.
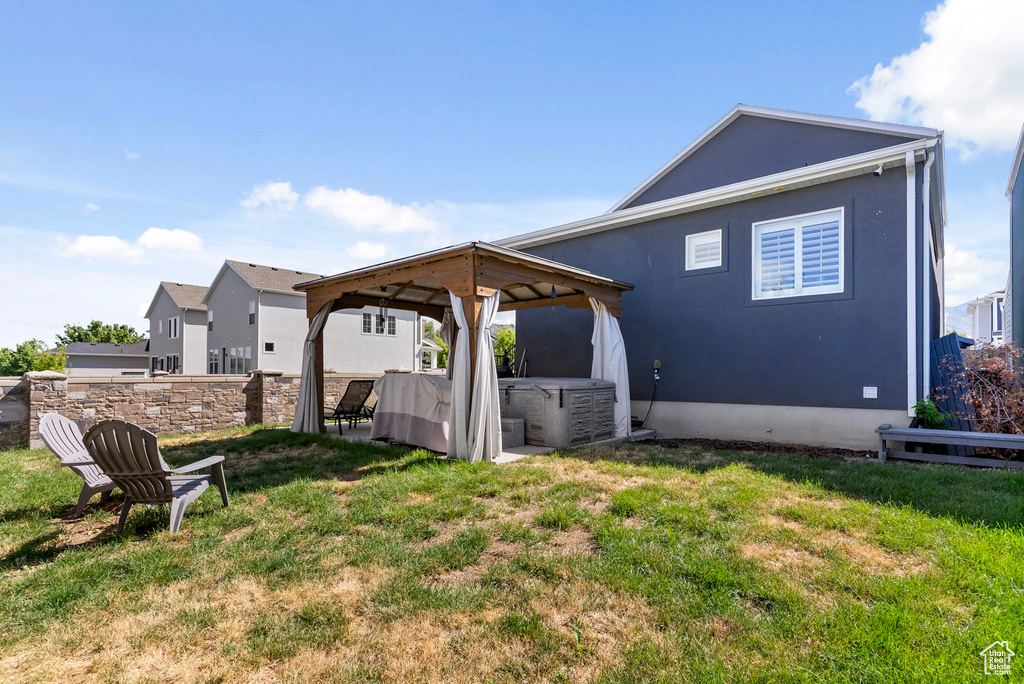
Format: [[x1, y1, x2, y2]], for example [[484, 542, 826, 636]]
[[498, 377, 616, 447]]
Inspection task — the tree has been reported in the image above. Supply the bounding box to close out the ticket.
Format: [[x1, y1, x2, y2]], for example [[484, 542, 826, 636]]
[[56, 320, 144, 346], [0, 340, 67, 376], [494, 326, 515, 366]]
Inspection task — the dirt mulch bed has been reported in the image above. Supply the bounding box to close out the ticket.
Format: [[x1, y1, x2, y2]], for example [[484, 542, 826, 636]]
[[651, 437, 869, 461]]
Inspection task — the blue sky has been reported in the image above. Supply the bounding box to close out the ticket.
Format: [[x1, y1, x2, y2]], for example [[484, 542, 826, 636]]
[[1, 0, 1021, 347]]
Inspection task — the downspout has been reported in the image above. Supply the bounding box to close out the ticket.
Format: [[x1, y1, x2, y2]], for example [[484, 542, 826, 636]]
[[920, 149, 936, 402], [905, 151, 918, 416]]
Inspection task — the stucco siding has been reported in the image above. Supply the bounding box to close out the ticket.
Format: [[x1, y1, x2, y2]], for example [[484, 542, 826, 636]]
[[625, 116, 912, 209], [322, 308, 418, 373], [146, 288, 187, 372], [206, 267, 259, 373], [518, 171, 913, 413]]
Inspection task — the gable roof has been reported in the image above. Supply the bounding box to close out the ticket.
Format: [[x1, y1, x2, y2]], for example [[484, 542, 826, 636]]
[[144, 282, 208, 319], [1007, 122, 1024, 198], [202, 260, 325, 303], [64, 340, 150, 357], [497, 136, 942, 251], [609, 104, 940, 212]]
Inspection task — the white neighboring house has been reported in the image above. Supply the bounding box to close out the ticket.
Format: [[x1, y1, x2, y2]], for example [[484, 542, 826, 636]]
[[203, 260, 418, 375], [966, 289, 1006, 344], [64, 340, 150, 377], [144, 282, 210, 374]]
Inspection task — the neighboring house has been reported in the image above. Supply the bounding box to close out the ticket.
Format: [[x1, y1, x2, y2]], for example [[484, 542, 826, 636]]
[[64, 340, 150, 377], [497, 104, 946, 449], [1006, 122, 1024, 348], [144, 282, 209, 374], [966, 289, 1005, 345], [203, 260, 417, 375], [418, 337, 442, 371]]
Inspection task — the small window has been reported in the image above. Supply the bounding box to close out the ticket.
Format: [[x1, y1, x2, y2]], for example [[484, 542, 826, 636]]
[[752, 208, 843, 300], [685, 229, 722, 270], [362, 313, 372, 334], [995, 298, 1004, 333], [207, 310, 213, 332], [375, 314, 386, 336], [264, 342, 275, 353], [244, 346, 252, 373], [168, 316, 179, 339], [208, 349, 219, 374], [158, 319, 163, 334], [165, 354, 179, 373], [421, 351, 432, 369], [248, 301, 256, 326], [387, 315, 397, 336]]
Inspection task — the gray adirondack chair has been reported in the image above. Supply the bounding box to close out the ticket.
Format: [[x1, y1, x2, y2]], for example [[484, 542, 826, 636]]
[[38, 413, 117, 517], [83, 419, 229, 534]]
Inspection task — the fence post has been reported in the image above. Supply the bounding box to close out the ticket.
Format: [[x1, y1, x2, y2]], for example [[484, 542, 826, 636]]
[[25, 371, 68, 449]]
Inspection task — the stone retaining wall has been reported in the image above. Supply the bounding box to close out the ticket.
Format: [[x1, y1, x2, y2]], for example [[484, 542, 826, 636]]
[[0, 371, 379, 450]]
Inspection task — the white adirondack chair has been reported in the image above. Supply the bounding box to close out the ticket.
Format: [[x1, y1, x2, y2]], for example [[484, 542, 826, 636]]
[[83, 419, 229, 534], [38, 413, 117, 517]]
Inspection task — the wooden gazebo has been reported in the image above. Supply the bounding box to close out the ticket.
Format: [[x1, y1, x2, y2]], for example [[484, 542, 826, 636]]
[[293, 241, 634, 434]]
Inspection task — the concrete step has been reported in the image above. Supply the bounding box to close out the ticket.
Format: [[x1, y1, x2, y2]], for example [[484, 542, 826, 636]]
[[630, 428, 656, 442]]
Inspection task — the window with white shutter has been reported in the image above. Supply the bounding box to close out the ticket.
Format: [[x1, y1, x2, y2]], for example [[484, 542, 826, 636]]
[[753, 208, 843, 300], [685, 229, 722, 270]]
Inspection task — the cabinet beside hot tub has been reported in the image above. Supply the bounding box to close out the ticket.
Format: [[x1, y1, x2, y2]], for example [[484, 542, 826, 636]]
[[498, 377, 615, 448]]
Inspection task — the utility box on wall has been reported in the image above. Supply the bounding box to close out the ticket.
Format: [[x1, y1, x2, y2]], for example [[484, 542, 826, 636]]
[[498, 377, 615, 447]]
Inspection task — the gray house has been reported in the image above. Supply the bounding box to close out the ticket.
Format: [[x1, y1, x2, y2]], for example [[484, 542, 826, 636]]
[[1006, 122, 1024, 349], [144, 282, 209, 374], [64, 340, 150, 377], [204, 260, 418, 375], [497, 105, 946, 449]]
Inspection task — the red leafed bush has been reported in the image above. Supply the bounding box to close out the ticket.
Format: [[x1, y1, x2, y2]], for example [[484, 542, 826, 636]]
[[940, 344, 1024, 459]]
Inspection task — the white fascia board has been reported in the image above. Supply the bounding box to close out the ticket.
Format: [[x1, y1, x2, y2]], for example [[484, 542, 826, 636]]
[[1007, 122, 1024, 198], [143, 284, 167, 320], [608, 104, 939, 212], [255, 287, 306, 297], [498, 138, 939, 251]]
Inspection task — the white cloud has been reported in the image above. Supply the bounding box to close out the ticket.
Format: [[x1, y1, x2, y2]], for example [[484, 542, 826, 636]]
[[944, 243, 1007, 304], [241, 181, 300, 211], [58, 227, 203, 265], [304, 186, 445, 234], [84, 202, 100, 213], [850, 0, 1024, 156], [348, 241, 388, 261], [125, 149, 141, 161]]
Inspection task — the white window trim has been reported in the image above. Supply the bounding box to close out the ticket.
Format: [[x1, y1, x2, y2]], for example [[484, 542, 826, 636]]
[[168, 316, 180, 339], [361, 312, 373, 335], [264, 341, 276, 354], [387, 315, 397, 337], [751, 207, 845, 301], [685, 229, 723, 271]]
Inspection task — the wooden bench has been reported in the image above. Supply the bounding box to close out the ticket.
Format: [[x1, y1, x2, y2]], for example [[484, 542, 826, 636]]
[[875, 424, 1024, 469]]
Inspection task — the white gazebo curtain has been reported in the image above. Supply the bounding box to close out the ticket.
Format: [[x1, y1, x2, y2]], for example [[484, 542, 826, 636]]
[[290, 302, 333, 433], [590, 297, 631, 438], [446, 292, 503, 463]]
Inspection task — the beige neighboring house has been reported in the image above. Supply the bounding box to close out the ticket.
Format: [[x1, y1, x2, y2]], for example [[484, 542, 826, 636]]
[[64, 340, 150, 377], [144, 282, 209, 374], [203, 260, 418, 375]]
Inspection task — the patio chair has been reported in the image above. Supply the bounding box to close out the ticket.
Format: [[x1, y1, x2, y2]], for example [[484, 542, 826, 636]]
[[38, 413, 117, 517], [325, 379, 376, 433], [83, 419, 229, 534]]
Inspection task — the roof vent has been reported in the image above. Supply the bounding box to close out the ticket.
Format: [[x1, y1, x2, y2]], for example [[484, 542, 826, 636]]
[[249, 263, 256, 267], [271, 267, 278, 271]]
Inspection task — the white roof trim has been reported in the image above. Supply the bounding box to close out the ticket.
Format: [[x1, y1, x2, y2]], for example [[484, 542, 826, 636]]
[[498, 137, 939, 251], [1007, 122, 1024, 198], [608, 104, 940, 212]]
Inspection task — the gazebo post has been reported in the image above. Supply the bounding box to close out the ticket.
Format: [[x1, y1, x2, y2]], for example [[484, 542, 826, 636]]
[[313, 321, 325, 434], [462, 295, 484, 387]]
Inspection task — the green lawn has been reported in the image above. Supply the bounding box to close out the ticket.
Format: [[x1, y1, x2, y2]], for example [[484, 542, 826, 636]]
[[1, 426, 1022, 683]]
